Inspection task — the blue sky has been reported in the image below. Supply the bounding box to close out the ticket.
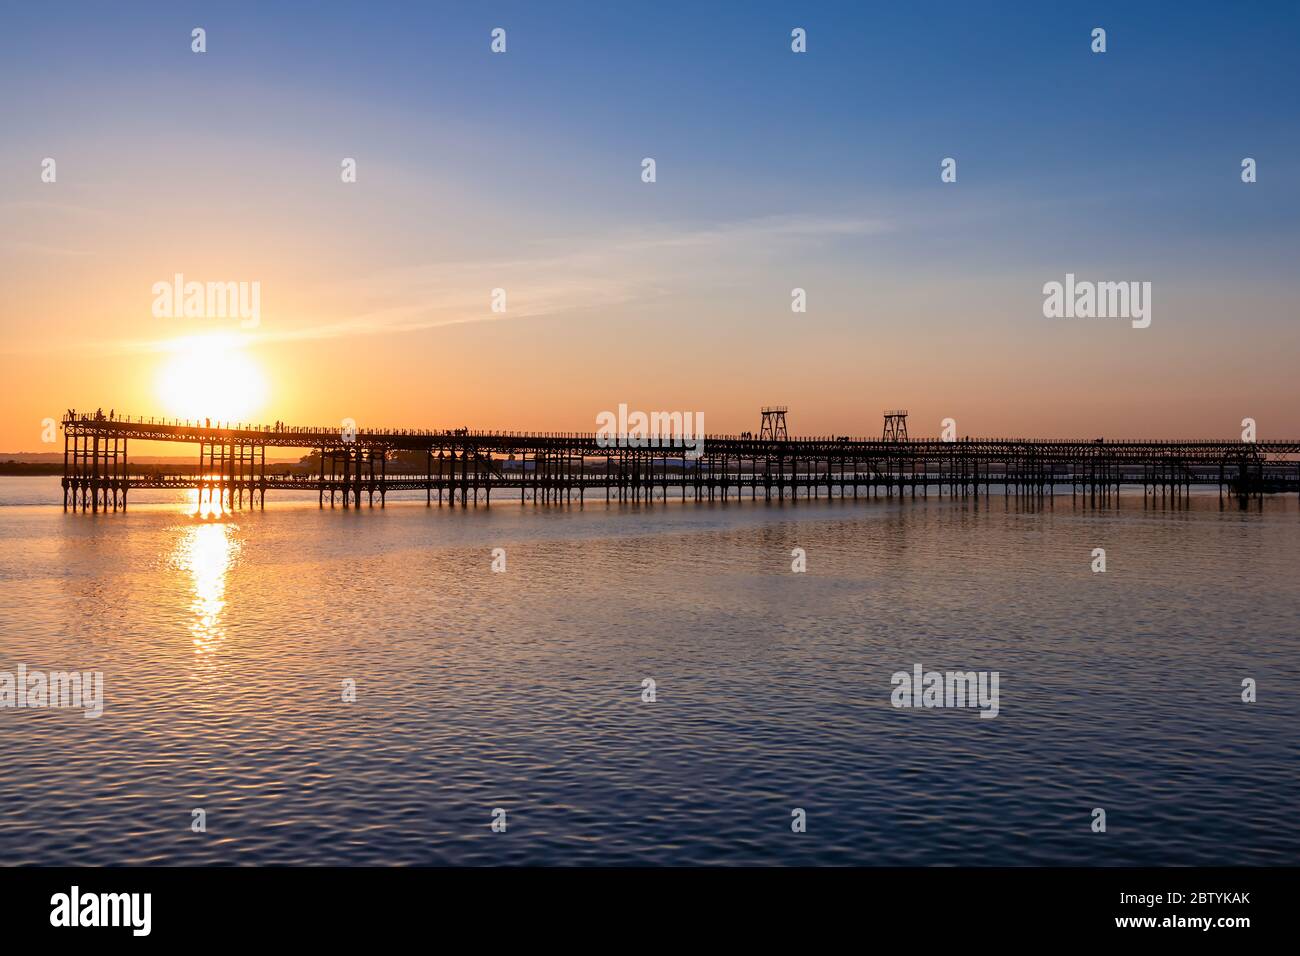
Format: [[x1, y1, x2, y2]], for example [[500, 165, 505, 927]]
[[1, 1, 1297, 440], [6, 1, 1297, 240]]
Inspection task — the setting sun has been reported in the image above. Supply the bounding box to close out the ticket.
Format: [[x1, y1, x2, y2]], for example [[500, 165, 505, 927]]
[[156, 333, 268, 423]]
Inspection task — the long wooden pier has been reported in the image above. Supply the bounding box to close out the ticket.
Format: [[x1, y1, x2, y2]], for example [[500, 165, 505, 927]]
[[59, 411, 1300, 513]]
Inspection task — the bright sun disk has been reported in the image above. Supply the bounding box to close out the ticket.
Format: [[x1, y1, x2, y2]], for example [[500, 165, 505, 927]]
[[156, 333, 268, 423]]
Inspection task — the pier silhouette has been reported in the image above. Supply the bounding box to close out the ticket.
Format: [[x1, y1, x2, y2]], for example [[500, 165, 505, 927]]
[[60, 409, 1300, 513]]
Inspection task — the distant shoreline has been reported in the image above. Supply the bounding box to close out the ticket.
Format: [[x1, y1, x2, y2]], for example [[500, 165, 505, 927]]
[[0, 463, 63, 475]]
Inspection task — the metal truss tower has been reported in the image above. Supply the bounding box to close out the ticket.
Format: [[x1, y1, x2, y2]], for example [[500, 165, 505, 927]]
[[882, 409, 909, 442], [759, 406, 789, 441]]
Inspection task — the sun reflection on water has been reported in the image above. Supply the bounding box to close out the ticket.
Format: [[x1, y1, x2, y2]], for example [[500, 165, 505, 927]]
[[173, 520, 240, 655], [186, 484, 229, 519]]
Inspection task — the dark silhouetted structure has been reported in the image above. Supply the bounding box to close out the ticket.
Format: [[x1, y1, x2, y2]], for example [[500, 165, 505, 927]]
[[759, 406, 788, 442], [882, 410, 909, 442], [59, 410, 1300, 513]]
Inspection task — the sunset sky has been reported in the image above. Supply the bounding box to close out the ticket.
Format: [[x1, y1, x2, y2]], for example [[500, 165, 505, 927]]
[[2, 1, 1298, 452]]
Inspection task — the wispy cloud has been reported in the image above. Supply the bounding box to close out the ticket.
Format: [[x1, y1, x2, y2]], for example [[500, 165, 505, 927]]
[[251, 213, 894, 344], [1, 240, 96, 257], [4, 214, 892, 356]]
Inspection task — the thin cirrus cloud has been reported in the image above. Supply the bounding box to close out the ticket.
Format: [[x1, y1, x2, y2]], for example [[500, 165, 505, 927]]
[[23, 213, 893, 357], [275, 213, 893, 342], [272, 213, 895, 340]]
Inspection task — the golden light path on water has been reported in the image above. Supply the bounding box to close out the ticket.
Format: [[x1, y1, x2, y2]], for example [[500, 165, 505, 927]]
[[174, 489, 240, 656]]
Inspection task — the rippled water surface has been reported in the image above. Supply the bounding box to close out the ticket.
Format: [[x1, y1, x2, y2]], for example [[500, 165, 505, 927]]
[[1, 476, 1297, 865]]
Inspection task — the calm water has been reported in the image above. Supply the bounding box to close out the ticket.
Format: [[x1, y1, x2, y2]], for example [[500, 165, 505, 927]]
[[1, 476, 1297, 866]]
